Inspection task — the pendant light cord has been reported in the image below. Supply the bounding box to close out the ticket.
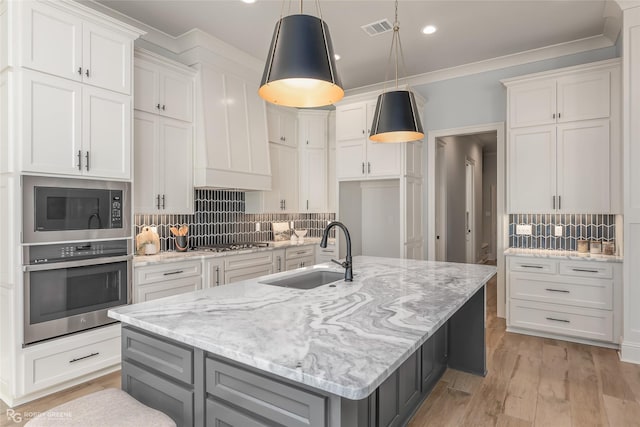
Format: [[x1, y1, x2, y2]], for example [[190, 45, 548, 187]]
[[382, 0, 411, 92]]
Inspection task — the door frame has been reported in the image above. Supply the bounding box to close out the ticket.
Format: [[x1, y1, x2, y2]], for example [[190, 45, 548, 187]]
[[435, 139, 447, 261], [465, 157, 476, 264], [426, 122, 507, 318]]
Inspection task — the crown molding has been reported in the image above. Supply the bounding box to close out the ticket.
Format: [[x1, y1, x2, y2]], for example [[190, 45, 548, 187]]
[[614, 0, 640, 11]]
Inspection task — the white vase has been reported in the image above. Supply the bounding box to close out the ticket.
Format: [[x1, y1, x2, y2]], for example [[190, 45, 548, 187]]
[[144, 243, 157, 255]]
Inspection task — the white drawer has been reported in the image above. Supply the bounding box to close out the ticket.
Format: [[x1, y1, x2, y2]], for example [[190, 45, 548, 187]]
[[136, 260, 202, 285], [510, 299, 613, 342], [508, 257, 557, 274], [135, 276, 203, 303], [510, 273, 613, 310], [285, 246, 315, 260], [224, 252, 273, 271], [285, 256, 315, 271], [559, 261, 613, 279], [23, 326, 121, 394]]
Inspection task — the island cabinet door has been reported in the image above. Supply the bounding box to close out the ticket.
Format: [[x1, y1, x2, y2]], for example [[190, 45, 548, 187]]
[[377, 351, 421, 427], [421, 324, 448, 393]]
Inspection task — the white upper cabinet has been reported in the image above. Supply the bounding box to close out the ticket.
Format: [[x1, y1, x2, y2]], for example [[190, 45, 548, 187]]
[[509, 68, 610, 129], [134, 51, 194, 122], [245, 143, 297, 213], [335, 100, 402, 180], [21, 2, 135, 94], [22, 70, 131, 179], [267, 106, 297, 147], [503, 59, 621, 214], [298, 111, 328, 212], [299, 111, 327, 149]]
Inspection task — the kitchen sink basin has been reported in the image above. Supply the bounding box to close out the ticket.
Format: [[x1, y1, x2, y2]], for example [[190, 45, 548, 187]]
[[260, 270, 344, 290]]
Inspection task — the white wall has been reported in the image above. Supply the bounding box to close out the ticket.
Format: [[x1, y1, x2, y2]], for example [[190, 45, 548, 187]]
[[483, 152, 498, 260]]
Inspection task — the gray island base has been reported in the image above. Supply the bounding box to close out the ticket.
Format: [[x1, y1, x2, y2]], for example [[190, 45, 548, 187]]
[[111, 256, 496, 427]]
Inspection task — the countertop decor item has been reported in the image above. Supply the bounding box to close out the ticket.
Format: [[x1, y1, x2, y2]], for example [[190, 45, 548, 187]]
[[171, 224, 190, 252], [369, 0, 424, 143], [294, 229, 308, 244], [258, 0, 343, 107], [577, 239, 589, 253], [272, 221, 291, 241], [136, 226, 160, 255], [603, 241, 615, 255], [590, 240, 602, 254]]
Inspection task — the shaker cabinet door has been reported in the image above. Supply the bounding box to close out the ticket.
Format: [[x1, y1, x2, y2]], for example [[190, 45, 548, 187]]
[[82, 23, 132, 94], [160, 118, 193, 214], [133, 112, 160, 213], [508, 80, 556, 128]]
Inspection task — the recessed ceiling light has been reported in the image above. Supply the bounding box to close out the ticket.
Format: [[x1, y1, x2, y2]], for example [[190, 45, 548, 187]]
[[334, 54, 341, 61], [242, 0, 256, 3], [422, 25, 437, 35]]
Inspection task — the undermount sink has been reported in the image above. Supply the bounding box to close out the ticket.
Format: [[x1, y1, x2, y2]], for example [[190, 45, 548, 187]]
[[260, 270, 344, 290]]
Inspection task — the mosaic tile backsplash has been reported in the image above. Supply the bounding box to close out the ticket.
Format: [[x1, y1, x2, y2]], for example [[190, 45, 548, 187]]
[[509, 214, 616, 251], [135, 189, 336, 251]]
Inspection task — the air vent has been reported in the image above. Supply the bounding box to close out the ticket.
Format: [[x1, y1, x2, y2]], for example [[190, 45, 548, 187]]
[[361, 19, 393, 36]]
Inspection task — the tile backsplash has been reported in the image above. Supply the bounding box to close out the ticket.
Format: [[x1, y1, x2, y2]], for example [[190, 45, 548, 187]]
[[135, 189, 335, 251], [509, 213, 616, 251]]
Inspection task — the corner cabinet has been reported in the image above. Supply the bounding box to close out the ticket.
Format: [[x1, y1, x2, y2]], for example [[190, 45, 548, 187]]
[[503, 59, 621, 214]]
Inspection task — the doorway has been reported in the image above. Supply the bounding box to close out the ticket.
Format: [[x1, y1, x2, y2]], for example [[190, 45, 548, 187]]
[[465, 158, 476, 263]]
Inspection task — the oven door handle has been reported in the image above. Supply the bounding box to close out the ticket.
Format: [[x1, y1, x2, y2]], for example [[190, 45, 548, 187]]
[[23, 255, 132, 272]]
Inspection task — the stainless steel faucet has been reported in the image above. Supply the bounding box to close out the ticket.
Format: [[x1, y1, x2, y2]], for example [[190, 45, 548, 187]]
[[320, 221, 353, 282]]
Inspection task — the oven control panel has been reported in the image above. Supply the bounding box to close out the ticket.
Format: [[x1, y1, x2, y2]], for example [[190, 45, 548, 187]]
[[26, 240, 129, 264], [110, 191, 123, 228]]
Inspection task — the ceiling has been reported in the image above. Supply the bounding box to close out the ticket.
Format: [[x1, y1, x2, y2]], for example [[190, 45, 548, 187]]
[[95, 0, 612, 90]]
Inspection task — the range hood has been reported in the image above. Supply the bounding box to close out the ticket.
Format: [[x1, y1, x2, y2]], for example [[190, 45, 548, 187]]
[[188, 49, 272, 191]]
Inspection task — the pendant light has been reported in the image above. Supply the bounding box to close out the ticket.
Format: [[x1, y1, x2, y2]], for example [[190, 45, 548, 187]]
[[369, 0, 424, 143], [259, 0, 344, 108]]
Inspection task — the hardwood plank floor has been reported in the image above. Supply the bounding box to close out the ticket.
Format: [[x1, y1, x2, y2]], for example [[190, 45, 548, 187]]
[[3, 270, 640, 427]]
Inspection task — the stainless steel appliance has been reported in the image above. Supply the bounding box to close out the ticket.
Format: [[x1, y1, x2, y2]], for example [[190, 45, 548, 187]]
[[23, 240, 131, 345], [23, 175, 131, 243]]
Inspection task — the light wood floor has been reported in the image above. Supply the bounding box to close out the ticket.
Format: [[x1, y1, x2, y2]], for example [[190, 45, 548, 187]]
[[3, 273, 640, 427]]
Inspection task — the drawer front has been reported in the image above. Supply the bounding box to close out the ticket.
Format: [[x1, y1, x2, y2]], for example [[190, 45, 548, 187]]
[[123, 360, 194, 427], [136, 260, 202, 285], [285, 255, 315, 271], [510, 273, 613, 310], [286, 246, 315, 260], [206, 399, 269, 427], [122, 327, 193, 384], [135, 276, 203, 303], [206, 358, 326, 427], [224, 252, 273, 271], [508, 257, 557, 274], [559, 261, 613, 279], [510, 300, 613, 342], [224, 264, 273, 284], [24, 327, 121, 393]]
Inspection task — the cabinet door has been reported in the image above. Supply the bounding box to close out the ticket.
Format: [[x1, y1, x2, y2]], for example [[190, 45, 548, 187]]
[[327, 147, 336, 212], [22, 2, 83, 83], [82, 23, 132, 94], [299, 114, 327, 149], [508, 80, 556, 128], [280, 110, 297, 147], [22, 71, 82, 175], [160, 69, 193, 122], [133, 59, 160, 114], [509, 126, 556, 212], [279, 145, 298, 212], [261, 143, 282, 212], [204, 258, 225, 287], [336, 103, 366, 140], [557, 70, 610, 123], [266, 107, 281, 144], [336, 140, 366, 179], [366, 140, 401, 178], [160, 118, 193, 213], [300, 149, 327, 212], [133, 111, 160, 213], [83, 85, 131, 179], [556, 119, 610, 213], [135, 276, 202, 303], [224, 264, 273, 284]]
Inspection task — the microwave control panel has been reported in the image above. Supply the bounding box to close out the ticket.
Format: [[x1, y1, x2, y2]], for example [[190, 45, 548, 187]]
[[110, 192, 123, 229]]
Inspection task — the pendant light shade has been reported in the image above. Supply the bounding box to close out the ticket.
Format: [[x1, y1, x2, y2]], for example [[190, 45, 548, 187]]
[[369, 90, 424, 143], [259, 13, 344, 108]]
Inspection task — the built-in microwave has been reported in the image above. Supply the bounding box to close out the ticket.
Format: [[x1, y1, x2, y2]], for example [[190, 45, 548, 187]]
[[23, 176, 131, 243]]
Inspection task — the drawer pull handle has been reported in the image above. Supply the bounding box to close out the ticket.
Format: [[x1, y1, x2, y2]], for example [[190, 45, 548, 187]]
[[164, 270, 184, 276], [546, 317, 570, 323], [521, 265, 543, 269], [70, 352, 100, 363], [572, 268, 599, 274], [546, 288, 570, 293], [296, 251, 307, 255]]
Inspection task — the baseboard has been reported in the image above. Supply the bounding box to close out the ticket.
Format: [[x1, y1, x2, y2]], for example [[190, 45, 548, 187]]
[[506, 326, 620, 349], [620, 341, 640, 364]]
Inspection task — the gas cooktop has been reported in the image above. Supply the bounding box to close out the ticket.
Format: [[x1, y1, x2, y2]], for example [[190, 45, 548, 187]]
[[195, 242, 271, 253]]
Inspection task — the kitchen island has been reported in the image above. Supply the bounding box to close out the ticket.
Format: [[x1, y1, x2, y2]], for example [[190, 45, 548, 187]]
[[109, 256, 496, 427]]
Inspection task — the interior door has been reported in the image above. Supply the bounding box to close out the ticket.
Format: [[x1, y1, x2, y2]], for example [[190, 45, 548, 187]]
[[465, 159, 475, 264]]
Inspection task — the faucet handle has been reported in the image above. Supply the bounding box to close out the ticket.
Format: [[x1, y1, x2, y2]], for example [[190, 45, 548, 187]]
[[331, 259, 347, 268]]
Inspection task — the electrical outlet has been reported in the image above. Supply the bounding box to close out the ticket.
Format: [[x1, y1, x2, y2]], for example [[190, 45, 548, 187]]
[[516, 224, 532, 235], [554, 225, 563, 237], [255, 222, 261, 232]]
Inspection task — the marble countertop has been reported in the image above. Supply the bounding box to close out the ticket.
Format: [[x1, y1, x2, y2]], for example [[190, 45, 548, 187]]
[[134, 238, 331, 267], [110, 256, 496, 400], [504, 247, 623, 263]]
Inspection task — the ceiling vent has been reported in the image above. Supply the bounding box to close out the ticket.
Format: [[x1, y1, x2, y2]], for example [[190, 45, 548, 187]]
[[361, 19, 393, 37]]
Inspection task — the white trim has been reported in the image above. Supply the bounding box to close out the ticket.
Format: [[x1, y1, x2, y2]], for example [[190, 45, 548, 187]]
[[507, 327, 620, 350], [426, 122, 506, 318], [615, 0, 640, 11], [500, 57, 621, 86], [620, 341, 640, 364]]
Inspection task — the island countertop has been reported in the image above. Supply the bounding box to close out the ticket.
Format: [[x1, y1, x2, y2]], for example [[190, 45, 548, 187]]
[[109, 256, 496, 400]]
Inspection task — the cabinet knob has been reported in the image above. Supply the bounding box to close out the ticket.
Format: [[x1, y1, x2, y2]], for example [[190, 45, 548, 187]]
[[362, 129, 365, 134], [157, 103, 162, 110], [77, 67, 82, 76], [552, 113, 556, 119], [85, 69, 90, 77], [162, 105, 166, 111]]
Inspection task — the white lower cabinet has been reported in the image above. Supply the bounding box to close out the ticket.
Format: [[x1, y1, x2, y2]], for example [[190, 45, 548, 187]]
[[272, 249, 285, 274], [134, 260, 202, 303], [203, 257, 225, 287], [224, 252, 274, 284], [507, 256, 621, 345], [285, 246, 315, 270]]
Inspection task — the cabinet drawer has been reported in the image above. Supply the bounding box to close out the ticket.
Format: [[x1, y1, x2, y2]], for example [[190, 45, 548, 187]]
[[23, 327, 120, 393], [135, 276, 202, 303], [285, 255, 315, 271], [135, 260, 202, 285], [286, 246, 315, 259], [224, 252, 273, 271], [206, 399, 270, 427], [206, 358, 326, 427], [224, 264, 272, 284], [510, 300, 613, 342], [559, 261, 613, 279], [509, 257, 557, 274], [122, 327, 193, 384], [510, 273, 613, 310]]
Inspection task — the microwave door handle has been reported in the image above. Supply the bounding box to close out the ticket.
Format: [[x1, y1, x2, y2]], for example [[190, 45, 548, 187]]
[[23, 255, 132, 272]]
